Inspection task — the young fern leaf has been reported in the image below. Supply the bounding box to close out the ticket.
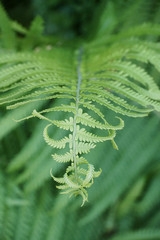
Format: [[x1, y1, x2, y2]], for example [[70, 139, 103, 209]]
[[43, 124, 69, 149], [0, 20, 160, 205], [27, 48, 115, 205]]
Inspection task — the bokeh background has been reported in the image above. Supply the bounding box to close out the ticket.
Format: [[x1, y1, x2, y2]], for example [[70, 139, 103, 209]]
[[0, 0, 160, 239]]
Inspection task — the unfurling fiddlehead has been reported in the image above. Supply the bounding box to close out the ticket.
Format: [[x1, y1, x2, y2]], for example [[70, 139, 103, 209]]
[[32, 48, 124, 205]]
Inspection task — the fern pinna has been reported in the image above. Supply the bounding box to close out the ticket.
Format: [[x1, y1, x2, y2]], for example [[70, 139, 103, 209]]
[[0, 10, 160, 204]]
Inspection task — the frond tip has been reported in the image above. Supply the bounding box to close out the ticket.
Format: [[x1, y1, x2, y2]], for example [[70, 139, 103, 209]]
[[50, 162, 102, 206]]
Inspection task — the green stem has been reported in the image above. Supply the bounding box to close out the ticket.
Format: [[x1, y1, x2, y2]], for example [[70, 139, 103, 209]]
[[72, 47, 83, 180]]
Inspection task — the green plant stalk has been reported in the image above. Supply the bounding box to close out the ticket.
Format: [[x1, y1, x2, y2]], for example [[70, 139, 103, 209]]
[[72, 47, 83, 180]]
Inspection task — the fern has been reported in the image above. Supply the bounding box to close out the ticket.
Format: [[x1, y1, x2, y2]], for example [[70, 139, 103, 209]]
[[1, 1, 160, 239], [1, 111, 160, 239], [0, 2, 160, 206]]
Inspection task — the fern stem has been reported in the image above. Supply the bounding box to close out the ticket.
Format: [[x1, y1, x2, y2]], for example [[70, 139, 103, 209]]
[[72, 47, 83, 180]]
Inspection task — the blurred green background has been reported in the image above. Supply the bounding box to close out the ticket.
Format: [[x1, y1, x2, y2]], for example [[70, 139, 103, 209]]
[[2, 0, 100, 39], [0, 0, 160, 239]]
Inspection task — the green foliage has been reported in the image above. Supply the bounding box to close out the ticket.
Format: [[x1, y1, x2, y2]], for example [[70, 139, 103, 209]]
[[0, 109, 160, 239], [0, 0, 160, 239], [3, 0, 100, 39], [0, 3, 16, 49], [1, 1, 160, 204]]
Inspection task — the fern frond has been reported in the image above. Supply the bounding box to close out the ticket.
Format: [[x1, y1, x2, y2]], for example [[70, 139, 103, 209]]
[[76, 142, 96, 154], [53, 152, 73, 163], [79, 100, 106, 122], [77, 126, 116, 143], [43, 124, 69, 149], [50, 170, 65, 184], [1, 14, 160, 205], [76, 108, 124, 130]]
